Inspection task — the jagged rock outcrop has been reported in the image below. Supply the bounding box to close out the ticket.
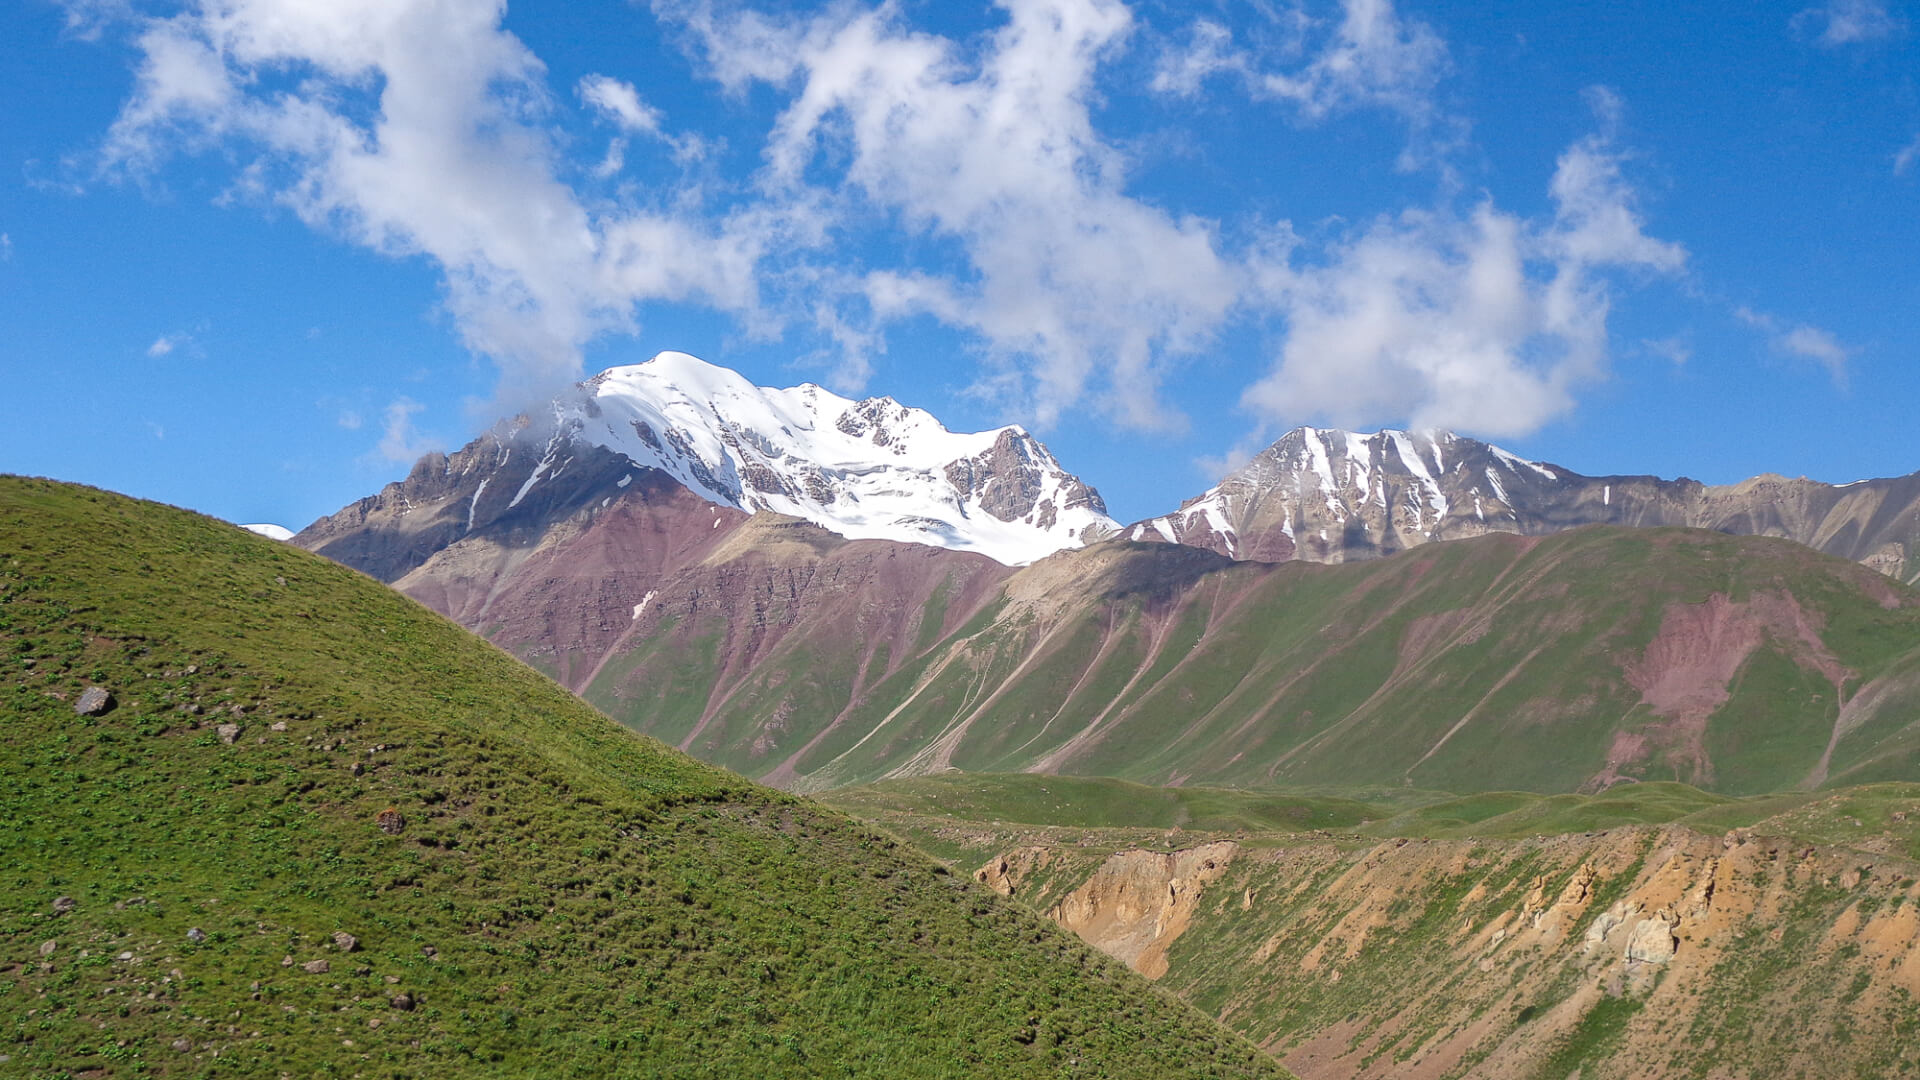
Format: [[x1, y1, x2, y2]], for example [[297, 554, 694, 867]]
[[1042, 841, 1238, 980]]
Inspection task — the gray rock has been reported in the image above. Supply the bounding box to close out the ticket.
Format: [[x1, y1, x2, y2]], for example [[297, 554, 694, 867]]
[[51, 896, 75, 915], [38, 940, 56, 957], [332, 931, 359, 953], [1625, 911, 1679, 964], [186, 927, 206, 943], [390, 993, 414, 1011], [171, 1038, 191, 1052], [74, 687, 114, 716], [302, 959, 330, 974], [217, 723, 241, 744]]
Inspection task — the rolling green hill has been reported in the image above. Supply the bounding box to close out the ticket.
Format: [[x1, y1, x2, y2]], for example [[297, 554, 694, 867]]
[[580, 525, 1920, 795], [0, 477, 1286, 1079]]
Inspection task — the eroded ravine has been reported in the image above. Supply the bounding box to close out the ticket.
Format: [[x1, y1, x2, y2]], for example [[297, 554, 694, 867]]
[[985, 825, 1920, 1079]]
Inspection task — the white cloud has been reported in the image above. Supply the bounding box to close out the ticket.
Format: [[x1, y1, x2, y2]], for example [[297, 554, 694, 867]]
[[146, 332, 190, 357], [98, 0, 779, 408], [1643, 334, 1692, 366], [1151, 0, 1455, 165], [0, 233, 12, 261], [374, 397, 437, 463], [1736, 307, 1853, 384], [661, 0, 1240, 428], [1895, 133, 1920, 176], [1794, 0, 1904, 45], [1243, 97, 1685, 437], [579, 75, 665, 138], [337, 409, 363, 430]]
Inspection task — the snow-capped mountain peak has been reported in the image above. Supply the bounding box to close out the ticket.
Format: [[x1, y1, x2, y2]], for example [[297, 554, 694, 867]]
[[1124, 426, 1569, 563], [526, 352, 1116, 565]]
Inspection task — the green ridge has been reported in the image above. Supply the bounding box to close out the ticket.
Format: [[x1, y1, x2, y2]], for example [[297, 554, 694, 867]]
[[0, 478, 1287, 1079]]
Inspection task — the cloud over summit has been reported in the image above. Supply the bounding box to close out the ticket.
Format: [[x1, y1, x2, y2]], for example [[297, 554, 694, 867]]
[[83, 0, 1745, 451]]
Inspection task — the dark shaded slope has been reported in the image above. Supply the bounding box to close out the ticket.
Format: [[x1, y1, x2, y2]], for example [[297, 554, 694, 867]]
[[0, 477, 1285, 1079]]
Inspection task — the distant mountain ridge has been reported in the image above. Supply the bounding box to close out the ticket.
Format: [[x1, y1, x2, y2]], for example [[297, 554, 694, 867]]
[[288, 355, 1920, 798], [1126, 426, 1920, 584]]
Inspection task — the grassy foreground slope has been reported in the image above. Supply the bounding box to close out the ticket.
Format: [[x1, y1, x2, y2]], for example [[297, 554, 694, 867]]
[[0, 478, 1285, 1080]]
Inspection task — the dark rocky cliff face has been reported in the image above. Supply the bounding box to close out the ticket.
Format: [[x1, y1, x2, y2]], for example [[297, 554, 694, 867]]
[[294, 419, 639, 584]]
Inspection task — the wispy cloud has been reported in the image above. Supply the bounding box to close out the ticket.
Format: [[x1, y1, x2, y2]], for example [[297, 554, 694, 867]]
[[661, 0, 1239, 429], [1736, 307, 1853, 385], [373, 397, 437, 464], [146, 331, 192, 357], [1793, 0, 1905, 46], [0, 233, 12, 262], [78, 1, 1707, 450], [1151, 0, 1457, 166], [1895, 133, 1920, 176], [97, 0, 780, 411], [1643, 334, 1693, 366], [1241, 89, 1685, 438]]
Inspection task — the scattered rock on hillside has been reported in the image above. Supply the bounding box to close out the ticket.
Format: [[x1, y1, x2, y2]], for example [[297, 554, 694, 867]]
[[376, 808, 405, 835], [170, 1038, 191, 1053], [333, 932, 359, 953], [217, 723, 241, 744], [302, 959, 330, 974], [39, 940, 56, 957], [186, 928, 206, 944], [391, 993, 414, 1011], [74, 687, 114, 716], [51, 896, 75, 915]]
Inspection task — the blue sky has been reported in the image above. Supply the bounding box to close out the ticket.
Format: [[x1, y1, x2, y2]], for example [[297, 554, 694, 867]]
[[2, 0, 1916, 529]]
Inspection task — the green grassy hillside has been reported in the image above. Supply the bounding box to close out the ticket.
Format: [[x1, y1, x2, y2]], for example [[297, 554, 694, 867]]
[[596, 527, 1920, 794], [0, 478, 1286, 1079], [827, 771, 1920, 865]]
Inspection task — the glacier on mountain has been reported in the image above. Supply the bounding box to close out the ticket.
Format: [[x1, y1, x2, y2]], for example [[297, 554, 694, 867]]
[[518, 352, 1116, 566]]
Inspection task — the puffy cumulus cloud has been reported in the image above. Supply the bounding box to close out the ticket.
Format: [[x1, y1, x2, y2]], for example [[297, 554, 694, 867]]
[[1735, 307, 1853, 385], [97, 0, 778, 408], [1151, 0, 1455, 164], [659, 0, 1240, 429], [1243, 100, 1685, 438], [1793, 0, 1904, 45]]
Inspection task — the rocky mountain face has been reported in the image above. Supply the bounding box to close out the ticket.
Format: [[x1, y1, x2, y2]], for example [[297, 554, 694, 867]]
[[1126, 426, 1920, 584], [297, 350, 1113, 577], [294, 358, 1920, 799]]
